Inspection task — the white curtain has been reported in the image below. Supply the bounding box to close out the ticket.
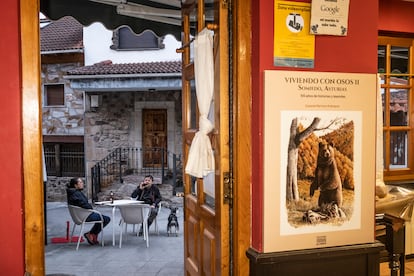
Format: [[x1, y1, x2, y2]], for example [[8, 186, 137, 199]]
[[185, 28, 215, 178]]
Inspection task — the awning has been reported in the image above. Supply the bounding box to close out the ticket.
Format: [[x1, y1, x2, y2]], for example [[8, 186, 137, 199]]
[[40, 0, 183, 41]]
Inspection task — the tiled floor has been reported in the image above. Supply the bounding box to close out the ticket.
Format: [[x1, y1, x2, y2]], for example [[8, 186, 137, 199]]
[[380, 257, 414, 275]]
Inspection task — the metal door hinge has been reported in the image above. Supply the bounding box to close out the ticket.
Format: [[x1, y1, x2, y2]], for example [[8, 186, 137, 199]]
[[223, 171, 233, 206]]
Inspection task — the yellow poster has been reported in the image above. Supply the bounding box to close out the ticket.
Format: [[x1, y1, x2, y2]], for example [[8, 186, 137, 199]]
[[274, 0, 314, 68]]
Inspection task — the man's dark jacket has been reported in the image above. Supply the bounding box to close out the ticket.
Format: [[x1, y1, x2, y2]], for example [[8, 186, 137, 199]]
[[131, 185, 162, 206], [67, 188, 93, 209]]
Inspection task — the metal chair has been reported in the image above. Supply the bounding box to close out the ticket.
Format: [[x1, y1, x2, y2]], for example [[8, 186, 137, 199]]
[[67, 205, 105, 250], [118, 204, 150, 248]]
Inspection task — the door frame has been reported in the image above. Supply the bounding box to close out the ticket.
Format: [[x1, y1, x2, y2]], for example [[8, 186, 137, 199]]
[[22, 0, 45, 274], [231, 0, 252, 273], [142, 108, 168, 167], [22, 0, 252, 274]]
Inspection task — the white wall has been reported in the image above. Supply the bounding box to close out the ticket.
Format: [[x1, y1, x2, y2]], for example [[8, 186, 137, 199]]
[[83, 23, 181, 65]]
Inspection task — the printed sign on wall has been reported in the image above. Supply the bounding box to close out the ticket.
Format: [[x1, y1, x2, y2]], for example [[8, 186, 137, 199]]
[[274, 0, 314, 68], [310, 0, 350, 36], [262, 70, 376, 252]]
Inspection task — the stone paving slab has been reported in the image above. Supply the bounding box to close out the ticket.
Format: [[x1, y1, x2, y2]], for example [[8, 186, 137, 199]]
[[45, 201, 184, 276]]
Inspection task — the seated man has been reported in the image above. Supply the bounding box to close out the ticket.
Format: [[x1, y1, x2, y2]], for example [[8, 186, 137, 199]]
[[131, 175, 162, 235], [66, 177, 110, 245]]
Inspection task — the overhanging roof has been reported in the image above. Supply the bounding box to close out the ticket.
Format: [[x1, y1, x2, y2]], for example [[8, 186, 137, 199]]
[[64, 60, 182, 91], [40, 0, 183, 41], [67, 75, 182, 92]]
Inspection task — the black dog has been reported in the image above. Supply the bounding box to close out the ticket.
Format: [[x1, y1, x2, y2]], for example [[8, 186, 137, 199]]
[[167, 206, 179, 236]]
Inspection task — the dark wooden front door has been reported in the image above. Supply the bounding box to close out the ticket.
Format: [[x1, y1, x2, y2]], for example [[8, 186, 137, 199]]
[[142, 109, 167, 167]]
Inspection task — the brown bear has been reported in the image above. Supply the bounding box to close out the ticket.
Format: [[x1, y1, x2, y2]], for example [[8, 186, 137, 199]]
[[310, 141, 343, 207]]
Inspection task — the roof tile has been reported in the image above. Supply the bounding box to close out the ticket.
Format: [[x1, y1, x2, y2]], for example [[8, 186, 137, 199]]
[[67, 60, 181, 75], [41, 16, 83, 52]]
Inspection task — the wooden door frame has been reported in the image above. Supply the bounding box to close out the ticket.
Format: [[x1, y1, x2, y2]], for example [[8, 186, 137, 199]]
[[181, 1, 233, 275], [142, 109, 168, 167], [22, 0, 252, 274], [231, 0, 252, 274], [22, 0, 45, 274]]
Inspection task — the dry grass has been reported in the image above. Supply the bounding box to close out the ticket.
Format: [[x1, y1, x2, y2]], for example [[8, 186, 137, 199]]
[[286, 179, 354, 228]]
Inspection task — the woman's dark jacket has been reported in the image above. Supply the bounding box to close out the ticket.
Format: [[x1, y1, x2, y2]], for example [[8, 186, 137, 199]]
[[131, 185, 162, 206], [67, 188, 93, 209]]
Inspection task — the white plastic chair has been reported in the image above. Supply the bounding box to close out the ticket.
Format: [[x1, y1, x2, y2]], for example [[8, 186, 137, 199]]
[[118, 204, 150, 248], [68, 205, 105, 250], [129, 198, 163, 235], [151, 201, 163, 234]]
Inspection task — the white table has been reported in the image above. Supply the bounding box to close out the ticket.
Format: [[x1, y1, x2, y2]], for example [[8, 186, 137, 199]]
[[95, 199, 144, 246]]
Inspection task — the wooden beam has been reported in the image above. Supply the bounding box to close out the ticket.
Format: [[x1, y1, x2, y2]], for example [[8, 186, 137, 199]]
[[21, 0, 45, 274], [232, 0, 252, 274]]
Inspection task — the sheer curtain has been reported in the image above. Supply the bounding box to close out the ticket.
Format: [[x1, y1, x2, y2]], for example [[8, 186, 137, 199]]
[[185, 28, 215, 179]]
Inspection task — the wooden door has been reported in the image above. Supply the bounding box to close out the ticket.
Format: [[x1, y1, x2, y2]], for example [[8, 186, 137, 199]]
[[142, 109, 167, 168], [180, 0, 230, 275]]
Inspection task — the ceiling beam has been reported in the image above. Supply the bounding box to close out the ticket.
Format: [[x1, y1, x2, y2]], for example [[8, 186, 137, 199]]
[[117, 8, 181, 25], [116, 2, 182, 26], [88, 0, 182, 25], [88, 0, 125, 6], [89, 0, 181, 8], [118, 2, 181, 18], [149, 0, 181, 8]]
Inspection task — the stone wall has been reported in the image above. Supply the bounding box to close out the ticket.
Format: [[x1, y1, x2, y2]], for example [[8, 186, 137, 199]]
[[42, 63, 183, 201], [42, 62, 85, 136], [45, 176, 76, 202], [84, 92, 134, 157], [42, 62, 87, 202], [83, 90, 182, 195]]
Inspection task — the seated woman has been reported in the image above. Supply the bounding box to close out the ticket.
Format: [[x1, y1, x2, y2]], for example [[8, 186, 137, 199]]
[[66, 177, 111, 245]]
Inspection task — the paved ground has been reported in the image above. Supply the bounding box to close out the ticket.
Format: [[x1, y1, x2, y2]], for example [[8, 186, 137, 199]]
[[45, 197, 184, 276]]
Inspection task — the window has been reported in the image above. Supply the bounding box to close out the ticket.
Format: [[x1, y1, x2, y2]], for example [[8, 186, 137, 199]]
[[110, 28, 165, 51], [44, 83, 64, 106], [43, 137, 85, 177], [378, 36, 414, 181]]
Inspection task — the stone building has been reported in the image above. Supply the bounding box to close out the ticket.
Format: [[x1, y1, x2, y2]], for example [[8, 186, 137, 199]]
[[67, 60, 183, 194], [41, 16, 85, 201], [41, 16, 182, 201]]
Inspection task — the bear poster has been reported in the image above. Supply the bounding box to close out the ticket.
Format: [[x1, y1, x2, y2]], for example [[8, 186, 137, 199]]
[[263, 70, 376, 253], [280, 113, 361, 235]]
